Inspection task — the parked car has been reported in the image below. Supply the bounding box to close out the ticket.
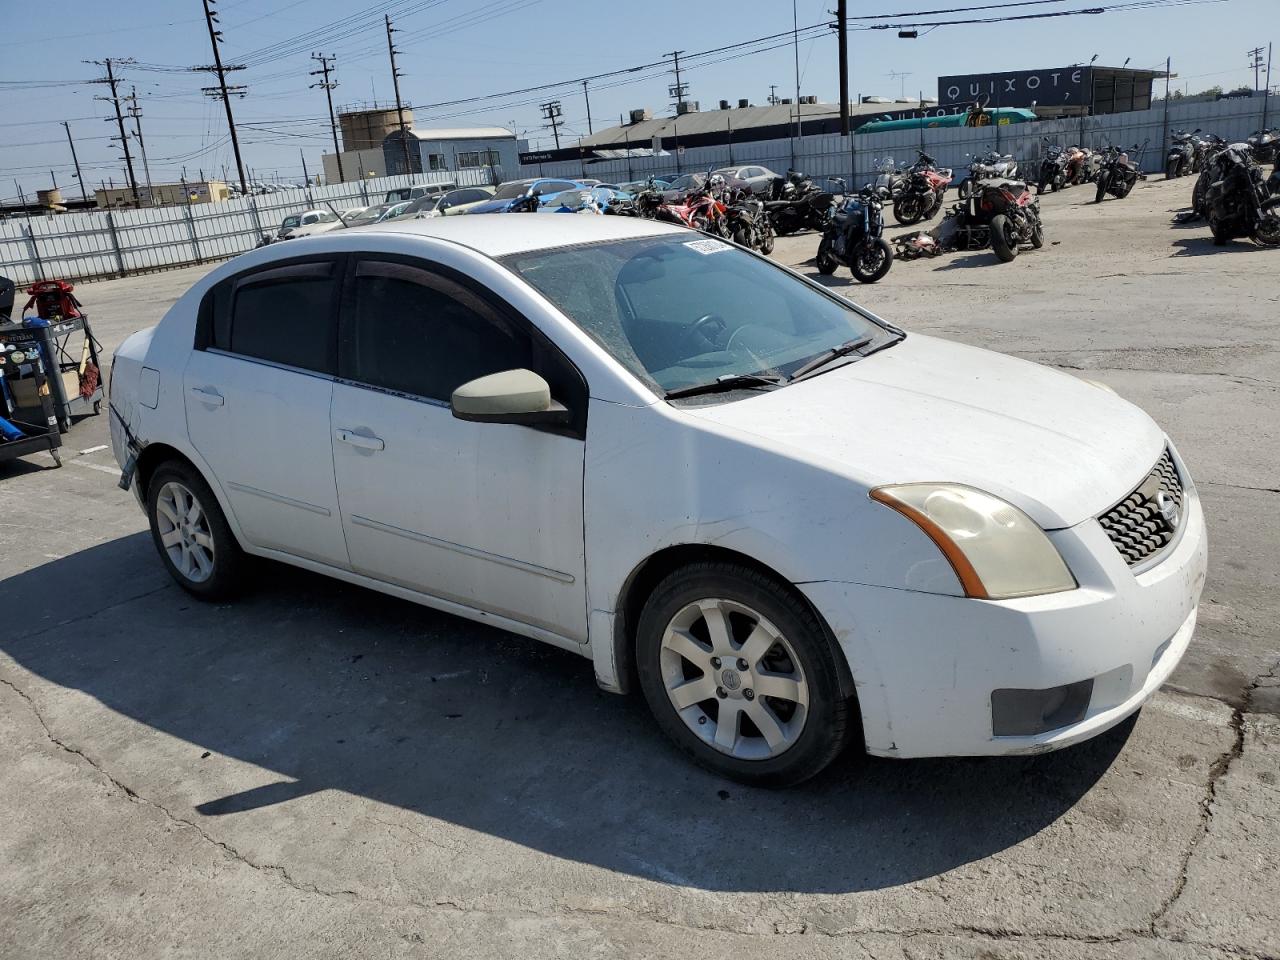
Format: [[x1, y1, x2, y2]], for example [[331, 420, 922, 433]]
[[712, 165, 781, 196], [659, 173, 706, 202], [340, 206, 372, 222], [345, 202, 412, 226], [275, 209, 343, 240], [109, 216, 1206, 787], [383, 183, 454, 204], [621, 178, 671, 193], [416, 186, 498, 217], [466, 178, 585, 214]]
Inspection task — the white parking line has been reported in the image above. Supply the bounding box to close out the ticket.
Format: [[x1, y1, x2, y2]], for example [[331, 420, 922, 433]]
[[67, 459, 121, 476]]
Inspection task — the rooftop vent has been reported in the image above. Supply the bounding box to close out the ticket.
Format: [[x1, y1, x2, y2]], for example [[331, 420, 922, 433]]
[[801, 95, 818, 105], [780, 97, 793, 104], [676, 100, 699, 115], [628, 108, 652, 123], [738, 98, 750, 108], [719, 99, 730, 110]]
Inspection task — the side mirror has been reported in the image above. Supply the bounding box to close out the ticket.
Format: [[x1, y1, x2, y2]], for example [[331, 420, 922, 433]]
[[451, 368, 570, 426]]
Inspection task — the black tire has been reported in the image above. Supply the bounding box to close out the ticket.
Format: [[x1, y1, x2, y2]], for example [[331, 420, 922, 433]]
[[1192, 176, 1208, 216], [634, 561, 855, 787], [1030, 218, 1045, 249], [1253, 198, 1280, 246], [1118, 177, 1136, 199], [892, 195, 923, 225], [146, 460, 244, 600], [849, 237, 894, 283], [1166, 159, 1179, 180], [815, 236, 839, 275], [1095, 174, 1109, 203], [989, 213, 1018, 262], [958, 179, 973, 200], [731, 227, 749, 247], [759, 224, 775, 256], [1209, 216, 1228, 245], [1038, 177, 1052, 195]]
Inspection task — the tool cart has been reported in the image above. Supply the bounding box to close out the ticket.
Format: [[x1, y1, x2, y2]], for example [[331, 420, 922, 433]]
[[0, 278, 104, 433], [0, 349, 63, 469]]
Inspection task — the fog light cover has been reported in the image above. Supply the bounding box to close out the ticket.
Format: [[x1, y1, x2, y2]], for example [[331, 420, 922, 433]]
[[991, 679, 1094, 737]]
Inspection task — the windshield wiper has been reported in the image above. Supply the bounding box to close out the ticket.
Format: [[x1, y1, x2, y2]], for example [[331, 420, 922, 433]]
[[788, 335, 875, 381], [664, 372, 784, 400]]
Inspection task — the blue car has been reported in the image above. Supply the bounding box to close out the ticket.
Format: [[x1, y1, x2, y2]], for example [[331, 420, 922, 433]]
[[465, 177, 587, 214]]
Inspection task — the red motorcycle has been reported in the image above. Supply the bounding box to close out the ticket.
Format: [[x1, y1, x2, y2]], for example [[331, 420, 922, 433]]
[[892, 152, 954, 225], [656, 177, 729, 235]]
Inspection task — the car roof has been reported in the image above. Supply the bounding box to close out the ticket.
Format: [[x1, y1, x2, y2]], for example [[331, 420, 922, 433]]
[[329, 212, 686, 258]]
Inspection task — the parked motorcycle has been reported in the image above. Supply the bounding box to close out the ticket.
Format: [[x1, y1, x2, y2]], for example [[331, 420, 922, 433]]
[[957, 151, 1018, 199], [1038, 141, 1069, 194], [867, 157, 907, 202], [1190, 135, 1230, 216], [892, 152, 953, 225], [1203, 143, 1280, 247], [1166, 129, 1198, 179], [1247, 127, 1279, 165], [655, 178, 729, 234], [946, 179, 1043, 262], [723, 187, 776, 254], [815, 187, 894, 283], [1094, 144, 1143, 202], [764, 174, 837, 235]]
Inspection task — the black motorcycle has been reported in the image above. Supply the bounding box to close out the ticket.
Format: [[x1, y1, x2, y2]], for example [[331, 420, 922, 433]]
[[1095, 144, 1143, 202], [815, 187, 893, 283], [1166, 130, 1198, 179], [1247, 127, 1279, 165], [765, 172, 836, 235], [1191, 135, 1229, 216], [724, 189, 776, 255], [1038, 141, 1068, 194], [1204, 143, 1280, 247]]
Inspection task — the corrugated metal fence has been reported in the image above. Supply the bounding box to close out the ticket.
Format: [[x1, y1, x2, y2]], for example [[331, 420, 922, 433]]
[[0, 169, 494, 287], [522, 96, 1273, 189]]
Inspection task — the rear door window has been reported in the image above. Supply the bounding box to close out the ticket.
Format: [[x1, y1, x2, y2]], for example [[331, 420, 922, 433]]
[[222, 260, 341, 375]]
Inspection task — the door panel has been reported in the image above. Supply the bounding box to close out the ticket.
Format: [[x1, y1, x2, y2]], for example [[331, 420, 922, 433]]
[[331, 385, 586, 639], [184, 350, 349, 567]]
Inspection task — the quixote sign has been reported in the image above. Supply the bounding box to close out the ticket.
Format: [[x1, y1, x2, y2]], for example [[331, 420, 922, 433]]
[[939, 66, 1093, 108]]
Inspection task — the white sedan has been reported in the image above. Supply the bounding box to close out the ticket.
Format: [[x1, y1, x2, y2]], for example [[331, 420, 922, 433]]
[[109, 216, 1206, 785]]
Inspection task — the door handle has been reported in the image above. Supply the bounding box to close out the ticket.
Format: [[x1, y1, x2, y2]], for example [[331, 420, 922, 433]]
[[335, 429, 385, 452], [190, 386, 224, 407]]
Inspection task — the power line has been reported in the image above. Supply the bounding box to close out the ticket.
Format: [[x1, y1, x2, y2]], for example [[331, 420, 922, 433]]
[[87, 57, 140, 204], [539, 100, 563, 149]]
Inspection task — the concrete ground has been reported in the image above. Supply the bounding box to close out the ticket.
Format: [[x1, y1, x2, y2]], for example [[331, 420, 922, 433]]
[[1, 174, 1277, 960]]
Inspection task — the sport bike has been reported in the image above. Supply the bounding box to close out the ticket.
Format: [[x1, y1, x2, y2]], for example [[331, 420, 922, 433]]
[[815, 187, 894, 283]]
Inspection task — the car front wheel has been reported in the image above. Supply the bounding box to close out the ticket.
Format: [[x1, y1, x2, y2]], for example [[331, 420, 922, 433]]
[[635, 561, 855, 786], [147, 461, 244, 600]]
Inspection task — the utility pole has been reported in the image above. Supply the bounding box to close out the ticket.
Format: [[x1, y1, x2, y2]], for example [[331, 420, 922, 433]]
[[385, 14, 413, 175], [837, 0, 850, 137], [1262, 43, 1272, 132], [88, 57, 139, 205], [665, 50, 687, 112], [768, 84, 779, 105], [310, 52, 344, 183], [62, 121, 88, 202], [582, 79, 593, 135], [539, 100, 563, 149], [300, 149, 310, 186], [792, 0, 802, 143], [1249, 46, 1265, 91], [196, 0, 248, 194], [126, 86, 154, 202]]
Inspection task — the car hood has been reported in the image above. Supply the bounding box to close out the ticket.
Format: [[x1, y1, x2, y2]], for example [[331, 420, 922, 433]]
[[682, 334, 1165, 529], [467, 197, 520, 214]]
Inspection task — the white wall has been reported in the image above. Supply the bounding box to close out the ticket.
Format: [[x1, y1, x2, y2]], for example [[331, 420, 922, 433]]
[[519, 97, 1274, 187], [0, 169, 493, 287]]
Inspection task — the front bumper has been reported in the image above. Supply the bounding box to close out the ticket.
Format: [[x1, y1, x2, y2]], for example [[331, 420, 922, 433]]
[[801, 484, 1208, 758]]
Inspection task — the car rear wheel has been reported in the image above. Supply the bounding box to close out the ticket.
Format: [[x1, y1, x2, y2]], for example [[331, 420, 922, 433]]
[[147, 461, 244, 600], [635, 561, 855, 786]]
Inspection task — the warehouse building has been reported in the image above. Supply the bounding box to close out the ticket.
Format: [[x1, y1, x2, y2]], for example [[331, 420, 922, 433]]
[[94, 180, 230, 209], [382, 126, 525, 180]]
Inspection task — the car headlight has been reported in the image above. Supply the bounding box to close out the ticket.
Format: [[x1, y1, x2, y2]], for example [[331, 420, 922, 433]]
[[870, 483, 1076, 600]]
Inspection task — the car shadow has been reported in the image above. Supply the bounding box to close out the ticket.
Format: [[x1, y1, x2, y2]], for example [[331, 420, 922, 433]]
[[0, 534, 1133, 895]]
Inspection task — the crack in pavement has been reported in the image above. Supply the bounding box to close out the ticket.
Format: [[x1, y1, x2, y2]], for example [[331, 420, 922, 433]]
[[5, 581, 173, 647], [3, 664, 1276, 956], [1199, 480, 1280, 496], [1147, 664, 1280, 941]]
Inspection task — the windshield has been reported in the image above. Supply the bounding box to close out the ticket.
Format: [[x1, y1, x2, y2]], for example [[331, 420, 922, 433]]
[[502, 235, 891, 396], [346, 205, 390, 226], [492, 181, 534, 201], [281, 215, 301, 229], [665, 174, 702, 193]]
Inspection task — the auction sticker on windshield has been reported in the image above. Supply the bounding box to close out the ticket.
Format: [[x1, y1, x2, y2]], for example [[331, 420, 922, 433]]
[[684, 238, 732, 255]]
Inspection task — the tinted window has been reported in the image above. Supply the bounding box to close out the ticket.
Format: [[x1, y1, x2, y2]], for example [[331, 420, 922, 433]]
[[532, 180, 578, 196], [228, 262, 338, 374], [492, 180, 535, 200], [345, 261, 531, 402]]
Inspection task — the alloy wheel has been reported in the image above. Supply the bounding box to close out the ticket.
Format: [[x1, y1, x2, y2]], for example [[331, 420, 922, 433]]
[[659, 598, 809, 760], [155, 481, 216, 583]]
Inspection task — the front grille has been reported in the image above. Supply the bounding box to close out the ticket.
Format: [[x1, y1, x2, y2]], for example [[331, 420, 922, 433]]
[[1098, 449, 1184, 567]]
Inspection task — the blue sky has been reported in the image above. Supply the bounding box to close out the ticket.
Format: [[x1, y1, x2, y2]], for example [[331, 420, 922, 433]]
[[1, 0, 1274, 199]]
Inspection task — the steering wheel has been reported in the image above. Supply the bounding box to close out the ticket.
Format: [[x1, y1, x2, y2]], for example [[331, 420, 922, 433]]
[[683, 313, 727, 349]]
